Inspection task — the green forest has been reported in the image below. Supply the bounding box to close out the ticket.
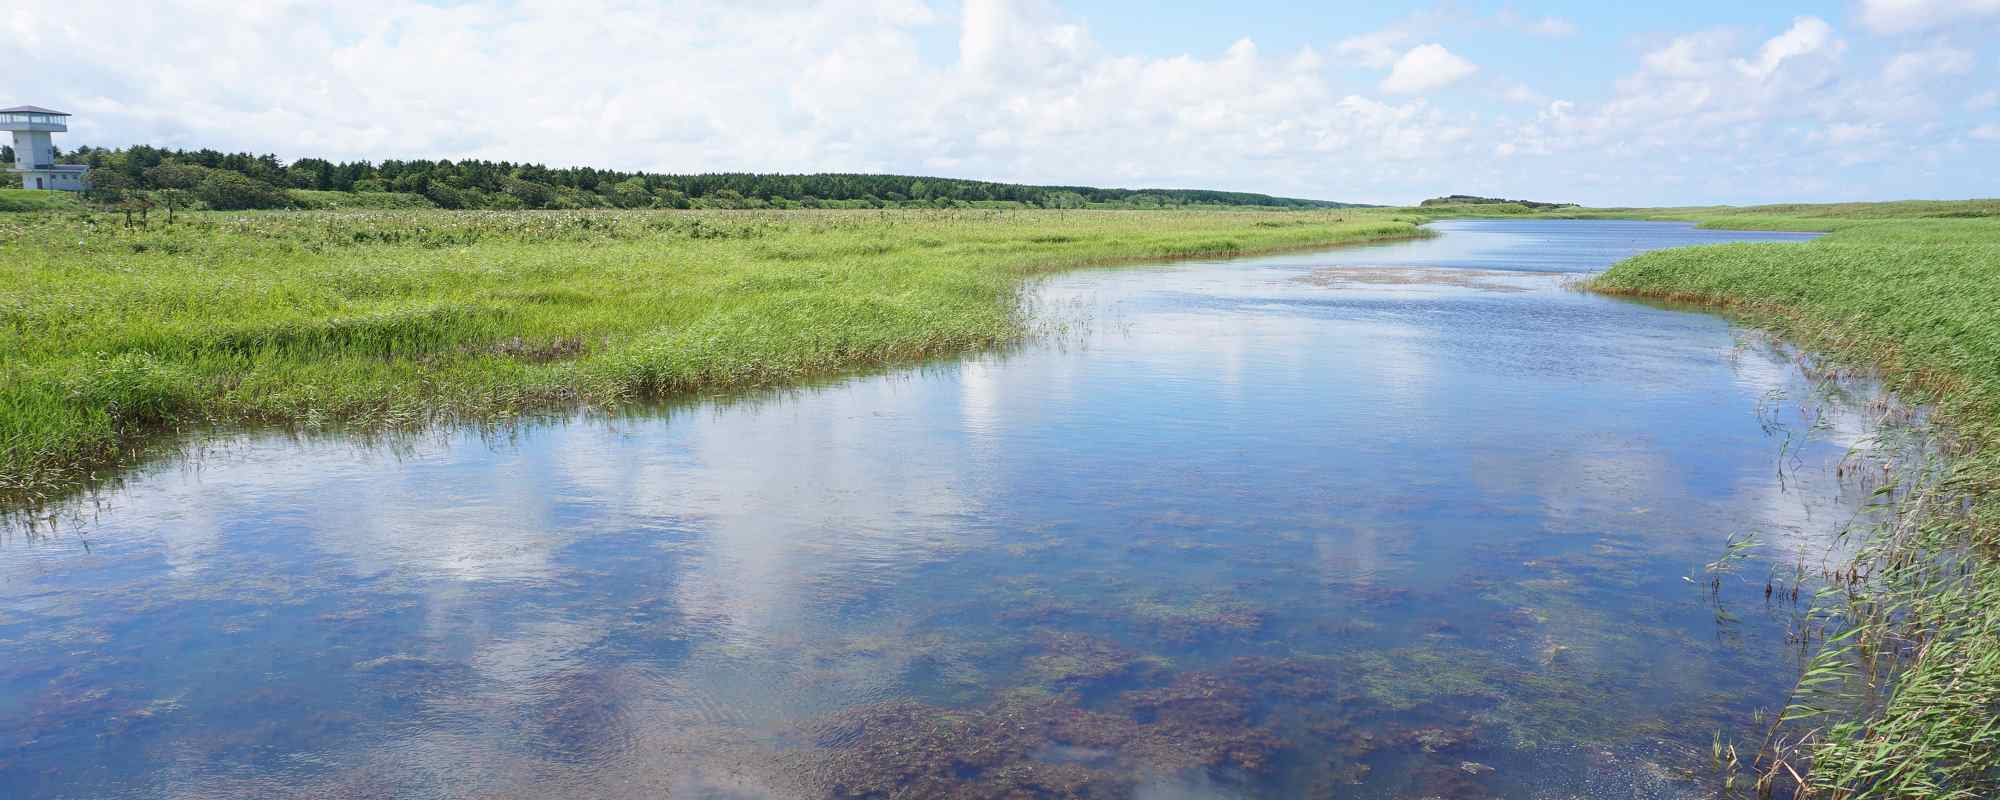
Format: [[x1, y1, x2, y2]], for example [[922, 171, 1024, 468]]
[[0, 144, 1358, 211]]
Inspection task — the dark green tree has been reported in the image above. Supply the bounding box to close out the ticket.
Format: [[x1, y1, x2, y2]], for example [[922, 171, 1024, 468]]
[[83, 168, 138, 205], [145, 163, 209, 222], [501, 177, 553, 208], [194, 171, 291, 210], [609, 177, 652, 208], [709, 189, 747, 209]]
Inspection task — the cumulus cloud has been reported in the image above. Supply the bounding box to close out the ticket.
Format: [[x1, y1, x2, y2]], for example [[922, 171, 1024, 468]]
[[960, 0, 1087, 77], [1975, 124, 2000, 141], [0, 1, 1991, 205], [6, 0, 1485, 199], [1857, 0, 2000, 34], [1335, 7, 1569, 76], [1484, 14, 1989, 196], [1380, 44, 1480, 94]]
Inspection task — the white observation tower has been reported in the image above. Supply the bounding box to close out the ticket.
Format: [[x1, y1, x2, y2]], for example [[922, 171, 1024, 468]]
[[2, 105, 89, 191]]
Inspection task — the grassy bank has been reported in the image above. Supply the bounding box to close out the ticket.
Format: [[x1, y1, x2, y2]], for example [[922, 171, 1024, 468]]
[[1590, 201, 2000, 798], [0, 207, 1425, 504], [0, 188, 83, 213]]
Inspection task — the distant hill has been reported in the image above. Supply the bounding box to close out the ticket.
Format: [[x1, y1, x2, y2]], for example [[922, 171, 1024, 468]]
[[44, 143, 1365, 211], [1419, 194, 1577, 210]]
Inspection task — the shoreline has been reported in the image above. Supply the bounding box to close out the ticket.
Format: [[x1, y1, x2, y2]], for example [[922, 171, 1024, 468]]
[[1584, 206, 1999, 797], [0, 208, 1432, 510]]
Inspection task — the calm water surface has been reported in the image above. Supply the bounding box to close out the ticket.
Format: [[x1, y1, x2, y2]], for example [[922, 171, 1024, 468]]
[[3, 220, 1879, 799]]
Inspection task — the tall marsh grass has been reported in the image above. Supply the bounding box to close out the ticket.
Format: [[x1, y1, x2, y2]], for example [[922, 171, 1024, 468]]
[[1593, 201, 2000, 798]]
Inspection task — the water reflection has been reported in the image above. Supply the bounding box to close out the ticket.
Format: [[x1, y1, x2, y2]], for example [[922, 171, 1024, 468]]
[[2, 220, 1876, 799]]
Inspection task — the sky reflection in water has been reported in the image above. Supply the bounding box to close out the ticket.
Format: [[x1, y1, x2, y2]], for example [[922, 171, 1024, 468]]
[[2, 220, 1883, 799]]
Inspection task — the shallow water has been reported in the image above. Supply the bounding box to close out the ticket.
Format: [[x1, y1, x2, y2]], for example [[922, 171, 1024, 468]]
[[1, 219, 1884, 799]]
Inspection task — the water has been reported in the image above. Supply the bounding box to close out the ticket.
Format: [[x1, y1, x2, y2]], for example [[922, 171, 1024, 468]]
[[0, 219, 1878, 799]]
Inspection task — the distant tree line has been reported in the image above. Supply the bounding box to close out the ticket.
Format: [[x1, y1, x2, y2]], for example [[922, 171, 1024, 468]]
[[18, 144, 1358, 212], [1419, 194, 1577, 210]]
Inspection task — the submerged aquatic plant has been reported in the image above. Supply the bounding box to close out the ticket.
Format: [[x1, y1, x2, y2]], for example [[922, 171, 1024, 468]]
[[785, 669, 1291, 798]]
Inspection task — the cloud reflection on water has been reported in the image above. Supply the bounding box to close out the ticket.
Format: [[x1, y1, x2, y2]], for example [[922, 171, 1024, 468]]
[[0, 221, 1882, 800]]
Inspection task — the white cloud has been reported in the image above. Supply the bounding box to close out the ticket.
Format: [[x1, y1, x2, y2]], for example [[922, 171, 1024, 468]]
[[1883, 45, 1975, 82], [1335, 30, 1409, 69], [0, 1, 1990, 205], [960, 0, 1087, 77], [1857, 0, 2000, 34], [6, 0, 1481, 200], [1380, 44, 1480, 94], [1336, 9, 1571, 75], [1974, 124, 2000, 141], [1484, 14, 1984, 199], [1734, 17, 1841, 80]]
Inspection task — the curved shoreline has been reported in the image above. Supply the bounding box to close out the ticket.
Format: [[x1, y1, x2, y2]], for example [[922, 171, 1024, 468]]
[[0, 209, 1432, 510], [1586, 208, 1999, 797]]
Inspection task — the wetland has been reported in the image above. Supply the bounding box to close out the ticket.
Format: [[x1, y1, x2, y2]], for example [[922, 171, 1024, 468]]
[[2, 218, 1917, 799]]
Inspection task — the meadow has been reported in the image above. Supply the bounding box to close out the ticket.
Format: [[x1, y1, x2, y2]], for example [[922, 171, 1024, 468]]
[[1591, 201, 2000, 799], [0, 207, 1424, 504]]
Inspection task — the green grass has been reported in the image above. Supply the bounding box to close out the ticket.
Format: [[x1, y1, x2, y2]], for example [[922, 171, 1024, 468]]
[[286, 189, 438, 210], [1588, 200, 2000, 798], [0, 207, 1425, 503], [0, 188, 83, 213], [1595, 216, 2000, 430]]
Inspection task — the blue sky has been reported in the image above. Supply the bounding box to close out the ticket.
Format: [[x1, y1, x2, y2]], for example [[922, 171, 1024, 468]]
[[5, 0, 1997, 205]]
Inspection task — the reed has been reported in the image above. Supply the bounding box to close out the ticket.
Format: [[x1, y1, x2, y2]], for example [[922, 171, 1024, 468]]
[[1592, 200, 2000, 798]]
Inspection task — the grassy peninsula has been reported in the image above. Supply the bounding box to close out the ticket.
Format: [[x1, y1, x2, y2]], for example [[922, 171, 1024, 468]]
[[0, 207, 1423, 503], [1589, 200, 2000, 798]]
